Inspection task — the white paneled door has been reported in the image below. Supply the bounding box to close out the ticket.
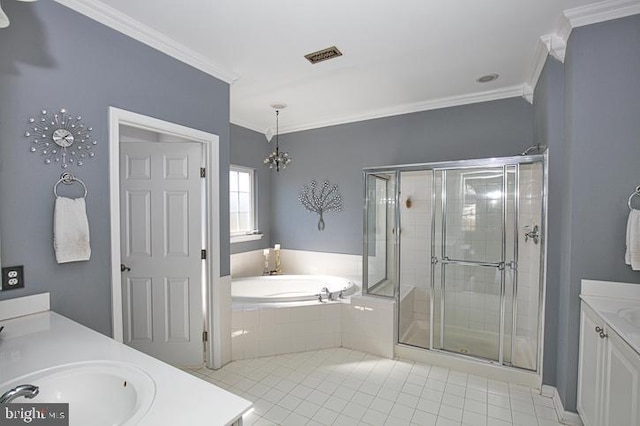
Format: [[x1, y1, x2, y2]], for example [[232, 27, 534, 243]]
[[120, 141, 204, 366]]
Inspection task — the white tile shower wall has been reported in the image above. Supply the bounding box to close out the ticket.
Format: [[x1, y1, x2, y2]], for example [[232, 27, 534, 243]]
[[231, 302, 342, 361], [514, 164, 542, 347], [231, 249, 362, 282], [399, 171, 432, 337], [342, 295, 395, 358]]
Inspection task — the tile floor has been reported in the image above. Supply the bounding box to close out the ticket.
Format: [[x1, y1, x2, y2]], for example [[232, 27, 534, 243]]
[[185, 348, 565, 426]]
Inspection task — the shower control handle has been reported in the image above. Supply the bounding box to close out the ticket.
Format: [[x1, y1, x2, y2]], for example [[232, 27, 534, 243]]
[[524, 225, 540, 244]]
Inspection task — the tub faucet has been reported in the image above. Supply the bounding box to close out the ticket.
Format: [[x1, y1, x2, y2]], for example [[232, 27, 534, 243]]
[[0, 384, 39, 404], [321, 287, 333, 301]]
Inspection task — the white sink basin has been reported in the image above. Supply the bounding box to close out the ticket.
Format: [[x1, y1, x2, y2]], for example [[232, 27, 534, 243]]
[[0, 361, 156, 426], [619, 306, 640, 328]]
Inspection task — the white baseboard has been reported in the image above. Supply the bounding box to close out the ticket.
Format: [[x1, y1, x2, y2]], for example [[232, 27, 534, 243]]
[[542, 385, 583, 426]]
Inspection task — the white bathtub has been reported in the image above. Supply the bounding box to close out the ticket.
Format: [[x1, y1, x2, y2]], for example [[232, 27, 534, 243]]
[[231, 275, 357, 304]]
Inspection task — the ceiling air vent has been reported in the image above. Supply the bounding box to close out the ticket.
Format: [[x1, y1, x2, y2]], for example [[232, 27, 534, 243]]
[[304, 46, 343, 64]]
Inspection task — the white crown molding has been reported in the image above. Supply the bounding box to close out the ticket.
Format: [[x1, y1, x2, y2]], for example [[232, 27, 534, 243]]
[[543, 34, 567, 63], [522, 84, 534, 104], [527, 33, 568, 93], [527, 0, 640, 96], [54, 0, 238, 84], [564, 0, 640, 30], [271, 85, 526, 135]]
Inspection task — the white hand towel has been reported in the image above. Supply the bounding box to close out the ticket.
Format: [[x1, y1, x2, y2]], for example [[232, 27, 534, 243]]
[[625, 209, 640, 270], [54, 196, 91, 263]]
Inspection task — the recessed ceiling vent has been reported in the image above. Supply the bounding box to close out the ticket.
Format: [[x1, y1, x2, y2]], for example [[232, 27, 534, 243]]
[[304, 46, 343, 64]]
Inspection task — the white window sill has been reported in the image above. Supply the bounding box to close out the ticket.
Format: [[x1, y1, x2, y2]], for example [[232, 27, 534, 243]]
[[231, 233, 263, 244]]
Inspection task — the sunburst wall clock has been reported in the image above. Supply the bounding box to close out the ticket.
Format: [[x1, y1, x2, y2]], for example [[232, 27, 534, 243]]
[[25, 108, 97, 168]]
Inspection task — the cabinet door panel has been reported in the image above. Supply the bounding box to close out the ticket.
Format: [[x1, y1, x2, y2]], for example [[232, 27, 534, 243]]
[[602, 328, 640, 426], [577, 304, 604, 426]]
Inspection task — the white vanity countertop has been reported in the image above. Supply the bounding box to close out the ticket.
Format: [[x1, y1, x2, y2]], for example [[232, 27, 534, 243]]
[[580, 279, 640, 355], [0, 310, 252, 425]]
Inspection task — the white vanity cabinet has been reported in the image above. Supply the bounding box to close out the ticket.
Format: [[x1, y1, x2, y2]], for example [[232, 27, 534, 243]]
[[577, 302, 640, 426]]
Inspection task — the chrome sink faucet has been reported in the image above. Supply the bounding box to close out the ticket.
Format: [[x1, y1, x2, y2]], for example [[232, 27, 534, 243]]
[[0, 385, 39, 404]]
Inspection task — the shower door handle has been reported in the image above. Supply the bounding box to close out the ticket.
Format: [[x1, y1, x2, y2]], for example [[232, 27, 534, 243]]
[[440, 258, 503, 268]]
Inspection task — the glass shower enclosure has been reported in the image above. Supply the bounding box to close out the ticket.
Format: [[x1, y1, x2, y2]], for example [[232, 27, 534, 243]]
[[362, 154, 546, 371]]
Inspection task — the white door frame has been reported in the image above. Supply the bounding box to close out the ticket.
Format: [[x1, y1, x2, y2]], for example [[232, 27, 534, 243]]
[[109, 107, 222, 368]]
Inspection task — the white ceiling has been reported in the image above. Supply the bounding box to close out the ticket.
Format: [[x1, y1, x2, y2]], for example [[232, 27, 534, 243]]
[[58, 0, 617, 134]]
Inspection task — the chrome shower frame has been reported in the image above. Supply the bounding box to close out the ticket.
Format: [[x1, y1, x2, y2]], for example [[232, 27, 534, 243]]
[[362, 152, 548, 375]]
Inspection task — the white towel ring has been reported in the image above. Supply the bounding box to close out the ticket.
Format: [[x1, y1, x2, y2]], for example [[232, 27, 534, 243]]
[[628, 185, 640, 211], [54, 172, 87, 198]]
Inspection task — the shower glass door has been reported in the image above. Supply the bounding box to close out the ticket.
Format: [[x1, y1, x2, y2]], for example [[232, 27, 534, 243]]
[[432, 166, 516, 363], [363, 172, 397, 297]]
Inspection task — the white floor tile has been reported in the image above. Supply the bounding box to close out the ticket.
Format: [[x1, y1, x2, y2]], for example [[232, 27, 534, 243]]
[[435, 416, 461, 426], [277, 394, 303, 411], [289, 383, 314, 399], [534, 405, 558, 421], [402, 382, 424, 397], [416, 397, 441, 415], [296, 400, 321, 418], [311, 407, 339, 425], [204, 348, 564, 426], [463, 410, 487, 426], [280, 412, 308, 426], [378, 387, 401, 402], [333, 415, 361, 426], [511, 410, 539, 426], [352, 391, 375, 407], [261, 388, 286, 404], [488, 405, 512, 423], [464, 397, 487, 415], [396, 392, 420, 409], [325, 395, 349, 413], [361, 409, 388, 426], [262, 405, 291, 424], [412, 409, 438, 426], [442, 393, 464, 409], [439, 404, 463, 422], [488, 393, 511, 409], [390, 403, 416, 421]]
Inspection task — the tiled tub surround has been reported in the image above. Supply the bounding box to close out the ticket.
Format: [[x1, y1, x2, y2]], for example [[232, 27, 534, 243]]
[[232, 295, 395, 361], [231, 249, 362, 281], [231, 249, 397, 361]]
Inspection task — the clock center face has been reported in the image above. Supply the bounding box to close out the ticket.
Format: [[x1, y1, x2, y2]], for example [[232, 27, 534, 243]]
[[52, 129, 74, 148]]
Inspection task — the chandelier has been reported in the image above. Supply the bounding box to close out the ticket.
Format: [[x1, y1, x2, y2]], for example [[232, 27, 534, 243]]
[[264, 105, 291, 172]]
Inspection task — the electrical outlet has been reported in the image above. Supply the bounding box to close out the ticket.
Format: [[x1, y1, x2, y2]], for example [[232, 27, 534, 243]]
[[2, 265, 24, 290]]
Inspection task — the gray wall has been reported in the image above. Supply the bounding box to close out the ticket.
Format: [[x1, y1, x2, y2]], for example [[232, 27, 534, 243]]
[[554, 14, 640, 412], [0, 1, 231, 336], [229, 124, 271, 254], [272, 98, 534, 254], [533, 57, 565, 387]]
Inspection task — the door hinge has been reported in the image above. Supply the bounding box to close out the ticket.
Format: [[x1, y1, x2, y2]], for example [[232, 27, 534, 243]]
[[201, 249, 207, 260], [202, 331, 208, 342], [200, 167, 206, 178]]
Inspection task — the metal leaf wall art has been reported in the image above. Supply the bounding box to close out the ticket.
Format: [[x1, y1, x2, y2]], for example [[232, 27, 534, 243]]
[[298, 179, 343, 231]]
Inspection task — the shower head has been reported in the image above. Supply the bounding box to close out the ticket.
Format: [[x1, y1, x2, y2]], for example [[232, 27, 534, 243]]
[[520, 144, 546, 156]]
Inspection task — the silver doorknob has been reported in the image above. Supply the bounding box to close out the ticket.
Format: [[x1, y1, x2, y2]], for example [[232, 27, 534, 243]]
[[120, 264, 131, 272]]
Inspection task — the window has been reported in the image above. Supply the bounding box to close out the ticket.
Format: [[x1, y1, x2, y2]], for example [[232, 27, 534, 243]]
[[229, 166, 262, 243]]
